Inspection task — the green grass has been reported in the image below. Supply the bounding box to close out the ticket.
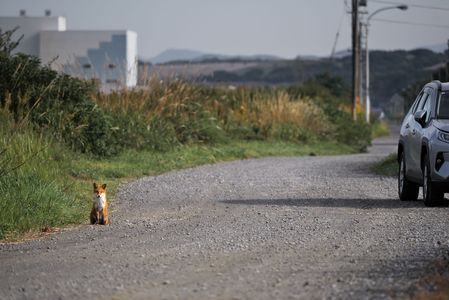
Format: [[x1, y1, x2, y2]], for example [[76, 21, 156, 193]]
[[372, 153, 398, 177], [0, 130, 355, 240], [371, 120, 390, 139], [0, 129, 88, 240]]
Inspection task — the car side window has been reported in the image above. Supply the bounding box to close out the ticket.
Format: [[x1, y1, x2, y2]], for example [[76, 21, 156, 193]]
[[412, 92, 425, 114], [422, 93, 432, 123], [417, 93, 428, 112], [438, 92, 449, 119]]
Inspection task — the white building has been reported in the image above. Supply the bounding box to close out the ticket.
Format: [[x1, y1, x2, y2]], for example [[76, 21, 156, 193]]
[[0, 12, 137, 89]]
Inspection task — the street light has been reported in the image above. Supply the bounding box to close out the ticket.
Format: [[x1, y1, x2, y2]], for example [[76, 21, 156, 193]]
[[364, 4, 408, 123]]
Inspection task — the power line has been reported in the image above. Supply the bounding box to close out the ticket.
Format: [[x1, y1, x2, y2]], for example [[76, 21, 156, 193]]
[[369, 0, 449, 12], [372, 17, 449, 28], [330, 5, 347, 60]]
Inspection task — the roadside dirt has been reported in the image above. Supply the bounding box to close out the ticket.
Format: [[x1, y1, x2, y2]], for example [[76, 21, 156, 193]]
[[1, 133, 449, 299]]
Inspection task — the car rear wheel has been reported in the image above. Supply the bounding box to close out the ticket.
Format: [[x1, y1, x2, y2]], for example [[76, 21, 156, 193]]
[[398, 152, 419, 201], [423, 154, 444, 207]]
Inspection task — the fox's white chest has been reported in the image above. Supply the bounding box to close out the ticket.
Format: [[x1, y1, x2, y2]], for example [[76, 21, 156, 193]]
[[94, 194, 106, 211]]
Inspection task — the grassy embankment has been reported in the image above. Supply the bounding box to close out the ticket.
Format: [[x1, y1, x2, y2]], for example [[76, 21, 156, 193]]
[[0, 118, 355, 241], [0, 32, 374, 239], [0, 83, 359, 240]]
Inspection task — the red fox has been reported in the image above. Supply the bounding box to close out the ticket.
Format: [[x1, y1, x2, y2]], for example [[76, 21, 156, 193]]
[[90, 183, 109, 225]]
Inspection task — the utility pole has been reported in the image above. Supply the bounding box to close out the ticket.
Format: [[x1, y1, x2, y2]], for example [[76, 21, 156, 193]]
[[359, 0, 367, 120], [352, 0, 360, 120]]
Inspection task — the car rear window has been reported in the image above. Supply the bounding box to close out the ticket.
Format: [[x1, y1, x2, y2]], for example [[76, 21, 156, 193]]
[[438, 92, 449, 119]]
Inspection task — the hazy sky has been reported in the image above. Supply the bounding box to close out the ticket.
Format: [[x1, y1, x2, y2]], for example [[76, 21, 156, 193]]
[[1, 0, 448, 60]]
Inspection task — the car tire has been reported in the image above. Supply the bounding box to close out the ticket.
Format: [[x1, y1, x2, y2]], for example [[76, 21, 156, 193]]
[[398, 152, 419, 201], [422, 154, 444, 207]]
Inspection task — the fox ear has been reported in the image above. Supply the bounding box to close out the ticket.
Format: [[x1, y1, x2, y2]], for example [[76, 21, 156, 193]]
[[101, 184, 107, 189], [93, 182, 98, 189]]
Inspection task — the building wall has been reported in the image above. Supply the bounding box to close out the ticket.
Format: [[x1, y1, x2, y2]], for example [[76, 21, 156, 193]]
[[0, 16, 66, 56], [39, 30, 137, 88], [1, 16, 138, 89], [39, 31, 119, 66]]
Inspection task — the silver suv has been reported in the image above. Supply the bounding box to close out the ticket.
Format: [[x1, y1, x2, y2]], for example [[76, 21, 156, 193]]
[[398, 80, 449, 206]]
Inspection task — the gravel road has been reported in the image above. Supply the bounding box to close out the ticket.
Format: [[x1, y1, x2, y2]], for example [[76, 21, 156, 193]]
[[1, 133, 449, 300]]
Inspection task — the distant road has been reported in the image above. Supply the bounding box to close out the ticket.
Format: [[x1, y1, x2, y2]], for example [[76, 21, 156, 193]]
[[2, 130, 449, 299]]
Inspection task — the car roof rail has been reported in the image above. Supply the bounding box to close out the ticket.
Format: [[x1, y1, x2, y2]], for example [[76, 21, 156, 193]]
[[441, 82, 449, 91], [431, 80, 442, 90]]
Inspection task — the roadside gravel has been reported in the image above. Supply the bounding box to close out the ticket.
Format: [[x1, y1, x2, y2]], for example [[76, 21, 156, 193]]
[[1, 134, 449, 299]]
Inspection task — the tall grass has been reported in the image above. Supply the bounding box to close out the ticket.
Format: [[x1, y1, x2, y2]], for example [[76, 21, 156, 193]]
[[93, 79, 365, 152], [0, 112, 87, 239], [228, 90, 332, 141]]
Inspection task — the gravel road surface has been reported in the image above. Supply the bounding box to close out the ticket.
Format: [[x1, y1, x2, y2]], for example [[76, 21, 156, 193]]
[[1, 133, 449, 300]]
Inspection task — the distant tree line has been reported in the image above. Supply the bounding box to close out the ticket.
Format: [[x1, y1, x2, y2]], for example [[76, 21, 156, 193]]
[[432, 40, 449, 82], [199, 49, 446, 110], [402, 40, 449, 112]]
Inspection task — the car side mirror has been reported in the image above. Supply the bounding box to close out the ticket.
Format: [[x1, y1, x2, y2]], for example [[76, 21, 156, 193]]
[[414, 110, 426, 127]]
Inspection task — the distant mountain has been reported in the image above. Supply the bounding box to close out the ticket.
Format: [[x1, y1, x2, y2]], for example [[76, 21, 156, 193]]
[[420, 43, 448, 53], [199, 48, 446, 109], [298, 55, 321, 61], [150, 49, 205, 64], [329, 44, 448, 59], [144, 47, 447, 111], [150, 49, 283, 64], [150, 45, 447, 64], [332, 48, 352, 59], [192, 53, 282, 63]]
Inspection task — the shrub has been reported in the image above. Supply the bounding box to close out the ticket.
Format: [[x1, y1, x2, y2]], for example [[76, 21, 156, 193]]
[[323, 103, 371, 152], [0, 29, 116, 156]]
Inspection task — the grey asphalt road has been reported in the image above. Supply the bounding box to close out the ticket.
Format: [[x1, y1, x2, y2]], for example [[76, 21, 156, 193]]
[[1, 132, 449, 300]]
